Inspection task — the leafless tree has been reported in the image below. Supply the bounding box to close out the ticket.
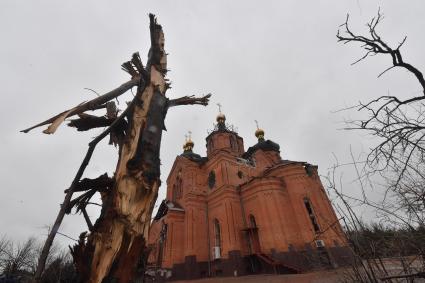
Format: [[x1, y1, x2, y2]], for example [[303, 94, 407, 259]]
[[331, 10, 425, 281], [0, 237, 37, 277], [0, 236, 10, 273], [337, 9, 425, 226], [0, 236, 77, 282], [0, 236, 8, 255], [39, 250, 76, 283], [324, 161, 425, 283]]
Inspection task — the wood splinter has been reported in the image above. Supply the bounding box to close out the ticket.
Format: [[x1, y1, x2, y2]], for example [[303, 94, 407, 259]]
[[27, 13, 211, 283]]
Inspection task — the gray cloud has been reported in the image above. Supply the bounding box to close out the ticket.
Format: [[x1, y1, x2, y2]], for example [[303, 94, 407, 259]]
[[1, 0, 424, 247]]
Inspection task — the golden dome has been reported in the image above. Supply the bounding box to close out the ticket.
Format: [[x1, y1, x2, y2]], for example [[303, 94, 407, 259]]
[[186, 139, 194, 147], [183, 132, 194, 151], [183, 139, 194, 151], [255, 128, 265, 140], [216, 113, 226, 123]]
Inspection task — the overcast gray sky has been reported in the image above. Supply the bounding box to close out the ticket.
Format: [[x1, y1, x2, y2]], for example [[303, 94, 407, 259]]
[[1, 0, 424, 247]]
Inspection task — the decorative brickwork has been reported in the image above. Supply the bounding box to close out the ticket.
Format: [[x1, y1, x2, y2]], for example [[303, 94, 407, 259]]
[[147, 114, 352, 280]]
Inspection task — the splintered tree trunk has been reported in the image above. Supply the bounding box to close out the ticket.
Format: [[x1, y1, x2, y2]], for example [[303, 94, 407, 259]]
[[24, 13, 210, 283], [71, 16, 167, 283]]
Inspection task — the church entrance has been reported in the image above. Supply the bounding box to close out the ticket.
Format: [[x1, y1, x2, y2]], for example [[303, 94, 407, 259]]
[[249, 229, 261, 253], [245, 215, 267, 274], [248, 215, 261, 254]]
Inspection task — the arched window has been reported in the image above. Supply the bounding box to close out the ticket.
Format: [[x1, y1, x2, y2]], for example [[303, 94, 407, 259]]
[[304, 198, 320, 233], [208, 171, 216, 189], [172, 184, 177, 201], [249, 214, 257, 229], [229, 135, 237, 151], [176, 178, 182, 198], [208, 139, 214, 152], [172, 176, 183, 201], [213, 219, 221, 247]]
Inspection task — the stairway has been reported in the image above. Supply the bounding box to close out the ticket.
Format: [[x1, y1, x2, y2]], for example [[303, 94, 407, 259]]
[[255, 253, 301, 274]]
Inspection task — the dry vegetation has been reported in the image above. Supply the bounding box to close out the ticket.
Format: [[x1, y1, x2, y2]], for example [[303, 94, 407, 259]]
[[0, 236, 75, 282], [329, 9, 425, 282]]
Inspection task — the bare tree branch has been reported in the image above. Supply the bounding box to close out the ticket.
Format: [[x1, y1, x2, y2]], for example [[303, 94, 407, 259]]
[[167, 93, 212, 107], [337, 9, 425, 94], [21, 77, 139, 134], [336, 11, 425, 220]]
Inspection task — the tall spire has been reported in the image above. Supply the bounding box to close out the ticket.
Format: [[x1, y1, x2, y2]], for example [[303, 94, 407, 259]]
[[183, 131, 194, 152], [254, 120, 265, 142]]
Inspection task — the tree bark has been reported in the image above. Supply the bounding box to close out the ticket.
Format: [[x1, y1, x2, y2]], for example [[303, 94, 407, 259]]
[[32, 101, 135, 282], [71, 14, 168, 283], [28, 14, 211, 282]]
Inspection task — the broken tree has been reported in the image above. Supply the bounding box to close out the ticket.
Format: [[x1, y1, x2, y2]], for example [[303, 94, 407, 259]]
[[23, 14, 211, 283]]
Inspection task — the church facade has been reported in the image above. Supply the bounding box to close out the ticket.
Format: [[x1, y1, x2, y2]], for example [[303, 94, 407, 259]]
[[147, 113, 352, 281]]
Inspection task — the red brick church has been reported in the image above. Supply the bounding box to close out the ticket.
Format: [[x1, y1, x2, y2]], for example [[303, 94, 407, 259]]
[[147, 111, 352, 280]]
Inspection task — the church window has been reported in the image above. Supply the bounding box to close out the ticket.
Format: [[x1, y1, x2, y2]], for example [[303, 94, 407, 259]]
[[230, 135, 238, 151], [304, 198, 320, 233], [159, 222, 168, 261], [213, 219, 221, 247], [248, 214, 257, 229], [208, 139, 214, 152], [177, 178, 182, 198], [172, 184, 178, 201], [173, 175, 183, 201], [208, 171, 216, 189]]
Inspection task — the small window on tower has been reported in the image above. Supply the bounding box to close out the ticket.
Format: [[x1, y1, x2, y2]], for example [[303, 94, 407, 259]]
[[230, 135, 238, 151], [177, 178, 183, 199], [208, 139, 214, 152], [172, 184, 177, 201], [173, 175, 183, 201], [208, 171, 216, 189]]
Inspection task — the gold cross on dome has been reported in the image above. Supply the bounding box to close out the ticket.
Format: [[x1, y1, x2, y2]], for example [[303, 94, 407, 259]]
[[254, 120, 259, 129], [188, 131, 192, 140]]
